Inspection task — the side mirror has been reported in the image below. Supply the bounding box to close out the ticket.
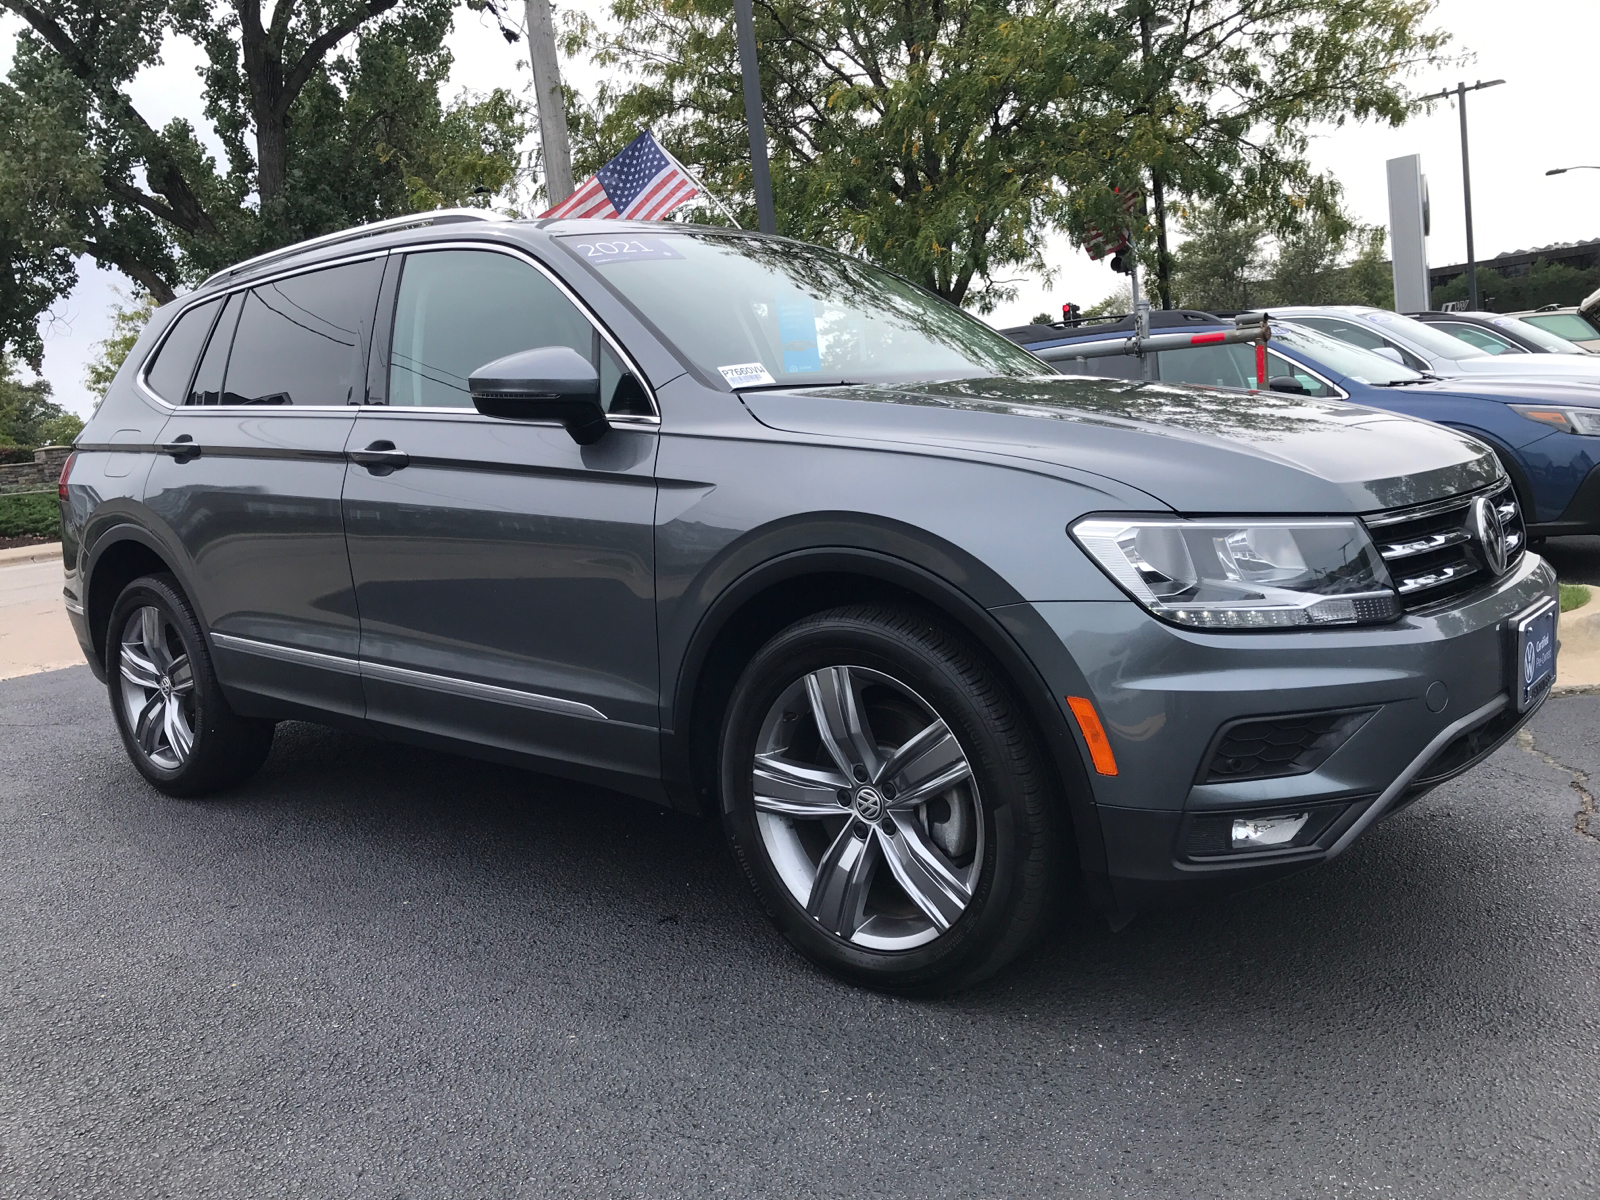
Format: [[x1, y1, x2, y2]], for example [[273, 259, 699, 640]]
[[469, 346, 608, 444], [1370, 345, 1406, 365], [1267, 375, 1310, 395]]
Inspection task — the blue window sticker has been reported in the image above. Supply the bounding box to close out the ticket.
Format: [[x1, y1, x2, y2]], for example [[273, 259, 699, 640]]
[[778, 297, 821, 373]]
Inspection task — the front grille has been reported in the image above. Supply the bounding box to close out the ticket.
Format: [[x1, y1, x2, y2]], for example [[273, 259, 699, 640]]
[[1202, 708, 1375, 783], [1364, 483, 1525, 612]]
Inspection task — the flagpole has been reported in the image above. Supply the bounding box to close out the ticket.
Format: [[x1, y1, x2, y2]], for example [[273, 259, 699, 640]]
[[650, 130, 743, 229]]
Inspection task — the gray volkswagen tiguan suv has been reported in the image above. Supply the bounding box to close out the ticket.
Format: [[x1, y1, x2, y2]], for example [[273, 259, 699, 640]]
[[61, 211, 1558, 991]]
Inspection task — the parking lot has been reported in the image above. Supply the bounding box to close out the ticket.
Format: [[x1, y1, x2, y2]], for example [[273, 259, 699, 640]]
[[3, 664, 1598, 1198]]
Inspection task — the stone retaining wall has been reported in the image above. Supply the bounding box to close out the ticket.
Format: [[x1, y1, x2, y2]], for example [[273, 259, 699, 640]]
[[0, 447, 73, 495]]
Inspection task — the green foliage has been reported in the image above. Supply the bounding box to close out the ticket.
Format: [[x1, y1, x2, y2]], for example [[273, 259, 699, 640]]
[[576, 0, 1100, 311], [1431, 259, 1600, 313], [1560, 583, 1591, 614], [0, 491, 60, 539], [576, 0, 1449, 313], [1068, 0, 1451, 306], [85, 292, 159, 406], [0, 356, 82, 449], [1170, 205, 1393, 312], [0, 0, 529, 354], [1082, 289, 1132, 318]]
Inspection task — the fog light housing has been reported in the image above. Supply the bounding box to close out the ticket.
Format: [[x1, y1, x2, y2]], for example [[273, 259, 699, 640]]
[[1231, 812, 1310, 850]]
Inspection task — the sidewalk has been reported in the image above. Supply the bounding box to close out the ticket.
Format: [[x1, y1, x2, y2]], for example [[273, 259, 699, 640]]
[[0, 544, 85, 681]]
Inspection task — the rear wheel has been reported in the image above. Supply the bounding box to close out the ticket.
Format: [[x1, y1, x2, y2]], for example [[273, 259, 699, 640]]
[[720, 604, 1060, 993], [106, 574, 274, 797]]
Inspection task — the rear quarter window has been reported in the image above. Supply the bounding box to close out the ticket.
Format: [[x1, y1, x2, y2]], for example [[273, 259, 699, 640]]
[[143, 298, 222, 403]]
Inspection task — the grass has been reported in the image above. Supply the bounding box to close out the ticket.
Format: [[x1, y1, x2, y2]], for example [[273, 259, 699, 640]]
[[1560, 583, 1591, 613], [0, 491, 59, 540]]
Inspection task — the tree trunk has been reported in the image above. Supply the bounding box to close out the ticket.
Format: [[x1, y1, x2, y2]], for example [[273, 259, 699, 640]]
[[1152, 170, 1173, 309]]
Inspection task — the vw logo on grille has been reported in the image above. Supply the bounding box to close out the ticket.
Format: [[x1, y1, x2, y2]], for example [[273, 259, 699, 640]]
[[1472, 495, 1509, 576]]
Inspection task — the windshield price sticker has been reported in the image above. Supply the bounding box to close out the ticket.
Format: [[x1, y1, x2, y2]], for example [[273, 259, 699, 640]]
[[718, 362, 777, 388], [568, 237, 685, 265]]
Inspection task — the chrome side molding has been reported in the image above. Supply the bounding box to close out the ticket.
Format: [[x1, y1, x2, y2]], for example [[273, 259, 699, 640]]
[[210, 632, 607, 720]]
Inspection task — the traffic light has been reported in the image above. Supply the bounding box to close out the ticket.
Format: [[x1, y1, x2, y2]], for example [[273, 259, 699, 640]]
[[1062, 302, 1082, 327], [1109, 252, 1130, 275]]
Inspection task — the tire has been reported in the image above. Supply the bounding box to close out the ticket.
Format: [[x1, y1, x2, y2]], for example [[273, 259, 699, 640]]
[[719, 603, 1060, 994], [106, 573, 275, 797]]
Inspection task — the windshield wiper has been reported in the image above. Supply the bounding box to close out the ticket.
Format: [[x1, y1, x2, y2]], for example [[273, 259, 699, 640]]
[[1379, 374, 1443, 386]]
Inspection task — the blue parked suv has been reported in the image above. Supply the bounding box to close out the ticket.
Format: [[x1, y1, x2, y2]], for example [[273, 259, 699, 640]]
[[1006, 312, 1600, 538]]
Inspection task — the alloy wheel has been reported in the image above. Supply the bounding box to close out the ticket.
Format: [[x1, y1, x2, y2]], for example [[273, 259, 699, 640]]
[[750, 665, 984, 950], [117, 605, 196, 771]]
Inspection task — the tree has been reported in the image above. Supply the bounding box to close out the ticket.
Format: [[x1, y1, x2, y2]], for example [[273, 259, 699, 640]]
[[84, 292, 158, 406], [1170, 203, 1393, 312], [1079, 0, 1450, 308], [0, 357, 83, 450], [574, 0, 1105, 312], [1169, 204, 1267, 311], [1431, 259, 1600, 313], [0, 0, 527, 362]]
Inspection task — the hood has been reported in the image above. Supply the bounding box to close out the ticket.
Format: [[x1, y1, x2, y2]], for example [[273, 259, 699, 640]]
[[1410, 376, 1600, 406], [1442, 355, 1600, 385], [742, 376, 1500, 514]]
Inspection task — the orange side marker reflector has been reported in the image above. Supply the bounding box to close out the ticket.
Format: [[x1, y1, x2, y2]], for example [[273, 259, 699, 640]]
[[1066, 696, 1119, 776]]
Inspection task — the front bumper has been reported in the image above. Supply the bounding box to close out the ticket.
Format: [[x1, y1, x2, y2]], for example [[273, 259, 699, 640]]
[[1025, 551, 1558, 911]]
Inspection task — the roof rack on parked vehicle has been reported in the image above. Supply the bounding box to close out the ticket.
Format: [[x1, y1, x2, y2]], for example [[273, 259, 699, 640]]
[[198, 207, 503, 289]]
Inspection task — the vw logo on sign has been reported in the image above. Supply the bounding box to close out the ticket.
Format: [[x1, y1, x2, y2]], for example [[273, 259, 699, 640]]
[[1472, 495, 1508, 576]]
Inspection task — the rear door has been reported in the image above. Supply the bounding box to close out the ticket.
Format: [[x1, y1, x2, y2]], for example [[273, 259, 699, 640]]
[[343, 245, 662, 789], [142, 254, 383, 717]]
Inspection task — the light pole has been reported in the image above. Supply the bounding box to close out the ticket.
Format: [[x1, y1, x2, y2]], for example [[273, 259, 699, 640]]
[[1419, 79, 1505, 311], [732, 0, 777, 234], [1547, 166, 1600, 176]]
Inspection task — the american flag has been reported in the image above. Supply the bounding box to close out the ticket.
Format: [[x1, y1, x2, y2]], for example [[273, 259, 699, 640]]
[[1083, 187, 1142, 261], [541, 131, 700, 221]]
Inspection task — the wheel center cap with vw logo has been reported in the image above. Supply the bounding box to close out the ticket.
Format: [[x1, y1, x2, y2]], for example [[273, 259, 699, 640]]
[[159, 676, 173, 698], [1472, 495, 1508, 576], [852, 785, 886, 823]]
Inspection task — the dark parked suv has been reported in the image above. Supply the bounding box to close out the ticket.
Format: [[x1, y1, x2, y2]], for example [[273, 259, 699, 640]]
[[63, 211, 1558, 991]]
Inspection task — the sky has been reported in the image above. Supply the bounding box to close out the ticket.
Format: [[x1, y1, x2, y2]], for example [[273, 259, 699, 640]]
[[4, 0, 1598, 417]]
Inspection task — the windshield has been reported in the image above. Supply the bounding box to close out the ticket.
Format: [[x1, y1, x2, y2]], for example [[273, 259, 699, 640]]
[[1271, 323, 1425, 385], [1489, 315, 1589, 353], [556, 231, 1043, 387], [1521, 312, 1600, 343], [1358, 311, 1493, 360]]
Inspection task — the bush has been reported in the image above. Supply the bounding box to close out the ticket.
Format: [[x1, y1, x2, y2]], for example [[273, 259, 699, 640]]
[[0, 445, 32, 465], [0, 491, 59, 539]]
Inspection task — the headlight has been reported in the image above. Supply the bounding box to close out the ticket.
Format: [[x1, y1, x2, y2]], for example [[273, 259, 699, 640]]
[[1071, 517, 1401, 629], [1510, 404, 1600, 435]]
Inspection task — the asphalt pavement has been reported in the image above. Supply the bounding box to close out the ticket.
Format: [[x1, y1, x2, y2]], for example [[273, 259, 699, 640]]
[[4, 666, 1600, 1199], [1538, 535, 1600, 586]]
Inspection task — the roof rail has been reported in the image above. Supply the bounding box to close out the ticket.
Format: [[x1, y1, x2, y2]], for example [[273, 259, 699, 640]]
[[199, 208, 502, 289]]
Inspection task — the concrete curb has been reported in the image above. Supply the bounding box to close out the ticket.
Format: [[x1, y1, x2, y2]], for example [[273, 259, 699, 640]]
[[0, 542, 62, 568]]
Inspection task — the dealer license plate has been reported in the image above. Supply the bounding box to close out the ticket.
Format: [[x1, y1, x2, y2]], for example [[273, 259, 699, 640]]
[[1515, 601, 1557, 712]]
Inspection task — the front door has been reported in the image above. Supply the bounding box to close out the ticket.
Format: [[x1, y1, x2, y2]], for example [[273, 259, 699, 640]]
[[143, 254, 384, 718], [343, 246, 661, 790]]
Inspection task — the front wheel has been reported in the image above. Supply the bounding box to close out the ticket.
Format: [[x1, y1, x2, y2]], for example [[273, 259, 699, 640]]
[[720, 604, 1060, 993]]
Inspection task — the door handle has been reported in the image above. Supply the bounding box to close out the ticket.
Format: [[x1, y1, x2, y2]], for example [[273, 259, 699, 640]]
[[157, 435, 200, 462], [349, 440, 410, 474]]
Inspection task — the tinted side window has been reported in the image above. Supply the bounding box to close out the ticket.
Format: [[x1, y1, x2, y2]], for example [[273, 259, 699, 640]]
[[187, 292, 243, 405], [144, 298, 222, 403], [222, 259, 381, 405], [389, 249, 646, 413]]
